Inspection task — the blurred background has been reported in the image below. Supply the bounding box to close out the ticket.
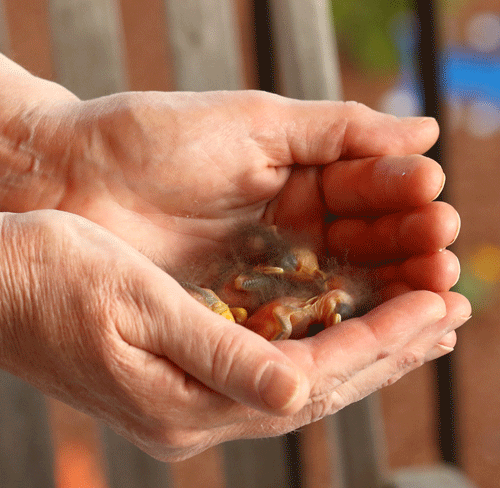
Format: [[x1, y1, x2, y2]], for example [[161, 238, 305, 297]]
[[333, 1, 500, 487], [1, 0, 499, 487], [337, 2, 500, 488]]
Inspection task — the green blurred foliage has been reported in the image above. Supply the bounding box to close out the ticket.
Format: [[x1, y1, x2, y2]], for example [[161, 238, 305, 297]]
[[330, 0, 410, 74], [330, 0, 466, 74], [454, 268, 493, 314]]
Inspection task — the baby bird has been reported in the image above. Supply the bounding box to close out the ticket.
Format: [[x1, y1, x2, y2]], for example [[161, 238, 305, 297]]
[[181, 223, 364, 340]]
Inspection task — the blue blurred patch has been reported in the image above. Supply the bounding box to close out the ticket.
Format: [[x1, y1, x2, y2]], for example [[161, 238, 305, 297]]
[[442, 49, 500, 105]]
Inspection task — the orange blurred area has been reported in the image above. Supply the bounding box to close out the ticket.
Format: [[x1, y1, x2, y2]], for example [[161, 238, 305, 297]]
[[55, 442, 108, 488], [49, 400, 108, 488], [470, 244, 500, 283]]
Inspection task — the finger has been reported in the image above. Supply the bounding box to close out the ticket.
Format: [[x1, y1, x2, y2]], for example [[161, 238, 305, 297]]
[[359, 250, 461, 309], [438, 330, 458, 349], [177, 292, 468, 444], [424, 332, 457, 362], [397, 250, 460, 291], [403, 291, 470, 346], [279, 99, 439, 165], [265, 167, 326, 252], [210, 292, 471, 441], [371, 292, 470, 385], [322, 155, 445, 214], [111, 339, 248, 431], [274, 291, 447, 395], [121, 268, 310, 416], [375, 249, 461, 293], [299, 292, 470, 415], [327, 201, 461, 262]]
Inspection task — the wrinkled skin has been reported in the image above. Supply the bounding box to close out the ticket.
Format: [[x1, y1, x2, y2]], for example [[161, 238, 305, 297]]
[[0, 64, 470, 462]]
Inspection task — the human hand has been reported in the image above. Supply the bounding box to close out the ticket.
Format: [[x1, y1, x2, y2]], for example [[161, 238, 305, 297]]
[[1, 81, 471, 459], [17, 90, 461, 306], [0, 210, 470, 462], [6, 90, 457, 280]]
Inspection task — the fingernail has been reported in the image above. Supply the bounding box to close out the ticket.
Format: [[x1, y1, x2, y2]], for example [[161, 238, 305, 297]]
[[258, 361, 300, 411], [417, 116, 437, 124], [425, 344, 454, 362], [440, 330, 457, 345], [450, 212, 462, 245], [452, 253, 462, 287], [433, 172, 446, 201], [459, 314, 473, 326], [401, 116, 436, 125], [446, 314, 472, 333]]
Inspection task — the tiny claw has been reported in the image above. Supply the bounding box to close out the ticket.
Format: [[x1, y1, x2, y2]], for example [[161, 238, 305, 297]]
[[230, 307, 248, 325], [234, 274, 265, 291], [312, 289, 356, 327], [180, 282, 235, 322], [252, 265, 285, 275], [210, 298, 236, 322]]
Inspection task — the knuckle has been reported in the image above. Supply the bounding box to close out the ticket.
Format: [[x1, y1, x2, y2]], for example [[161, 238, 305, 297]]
[[307, 388, 356, 423], [344, 100, 369, 112], [409, 290, 446, 317], [130, 423, 208, 460], [395, 350, 425, 371], [122, 421, 211, 462], [151, 426, 201, 451], [308, 398, 337, 423], [382, 371, 405, 388], [210, 328, 249, 389]]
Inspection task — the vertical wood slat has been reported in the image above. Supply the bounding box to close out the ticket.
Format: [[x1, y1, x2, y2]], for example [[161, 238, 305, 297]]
[[222, 438, 288, 488], [0, 371, 55, 488], [391, 465, 478, 488], [48, 0, 127, 99], [2, 0, 55, 80], [170, 447, 225, 488], [0, 0, 9, 54], [101, 426, 172, 488], [118, 0, 174, 92], [162, 0, 244, 91], [333, 395, 389, 488], [233, 0, 258, 90], [268, 0, 342, 101], [318, 416, 345, 488]]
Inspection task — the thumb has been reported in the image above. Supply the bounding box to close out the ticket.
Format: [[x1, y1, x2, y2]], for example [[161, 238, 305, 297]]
[[125, 271, 310, 416], [279, 99, 439, 164]]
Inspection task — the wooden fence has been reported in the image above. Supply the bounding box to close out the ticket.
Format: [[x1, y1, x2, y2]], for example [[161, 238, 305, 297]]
[[0, 1, 477, 487]]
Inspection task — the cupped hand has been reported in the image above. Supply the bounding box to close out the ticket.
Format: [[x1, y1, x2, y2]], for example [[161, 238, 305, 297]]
[[0, 210, 470, 462], [3, 88, 472, 460], [19, 91, 458, 289]]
